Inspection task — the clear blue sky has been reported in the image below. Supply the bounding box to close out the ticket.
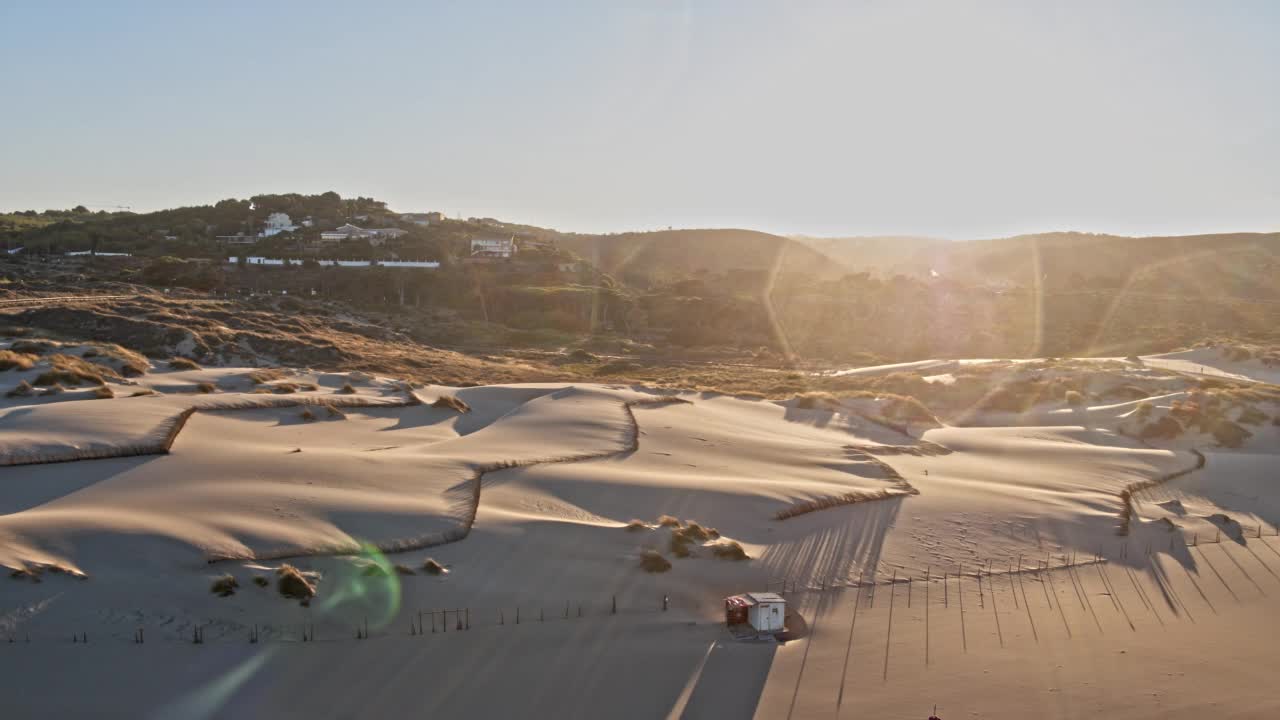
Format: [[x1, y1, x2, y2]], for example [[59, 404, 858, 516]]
[[2, 1, 1276, 238]]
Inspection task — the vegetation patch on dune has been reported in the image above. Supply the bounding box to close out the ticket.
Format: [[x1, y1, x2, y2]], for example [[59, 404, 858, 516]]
[[6, 380, 35, 398], [0, 350, 35, 371], [623, 519, 649, 532], [276, 564, 317, 602], [33, 354, 116, 386], [210, 574, 239, 597], [431, 394, 471, 413], [169, 357, 202, 370], [639, 549, 672, 573], [710, 540, 749, 560]]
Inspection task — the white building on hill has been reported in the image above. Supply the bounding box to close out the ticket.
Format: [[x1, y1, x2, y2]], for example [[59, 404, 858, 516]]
[[259, 212, 299, 238], [470, 235, 517, 259]]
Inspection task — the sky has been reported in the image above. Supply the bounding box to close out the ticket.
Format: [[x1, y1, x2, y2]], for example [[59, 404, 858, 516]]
[[1, 0, 1277, 239]]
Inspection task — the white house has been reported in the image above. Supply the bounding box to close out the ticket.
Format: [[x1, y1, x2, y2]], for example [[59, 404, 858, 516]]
[[259, 212, 299, 238], [470, 235, 517, 259], [319, 225, 408, 246], [724, 592, 786, 633]]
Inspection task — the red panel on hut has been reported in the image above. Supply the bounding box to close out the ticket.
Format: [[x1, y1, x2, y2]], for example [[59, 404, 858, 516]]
[[724, 595, 750, 625]]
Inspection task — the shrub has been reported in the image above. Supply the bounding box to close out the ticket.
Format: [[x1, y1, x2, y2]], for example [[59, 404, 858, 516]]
[[1211, 419, 1251, 448], [276, 564, 316, 601], [248, 368, 286, 384], [300, 408, 315, 422], [669, 533, 693, 557], [273, 383, 298, 394], [336, 382, 356, 394], [169, 357, 201, 371], [88, 345, 148, 377], [5, 380, 34, 398], [322, 402, 345, 419], [196, 382, 216, 394], [91, 386, 115, 399], [656, 515, 682, 528], [1064, 390, 1085, 407], [432, 394, 470, 413], [623, 519, 649, 532], [795, 392, 837, 409], [210, 574, 239, 597], [33, 354, 113, 386], [710, 540, 749, 561], [1140, 416, 1184, 440], [0, 350, 34, 371], [639, 549, 672, 573], [678, 522, 719, 542], [421, 558, 448, 575]]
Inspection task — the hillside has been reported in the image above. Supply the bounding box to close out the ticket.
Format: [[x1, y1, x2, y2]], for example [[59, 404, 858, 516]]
[[798, 231, 1280, 297], [556, 228, 848, 288]]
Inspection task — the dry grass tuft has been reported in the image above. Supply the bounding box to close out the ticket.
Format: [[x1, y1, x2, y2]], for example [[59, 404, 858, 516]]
[[276, 564, 316, 601], [34, 354, 116, 386], [91, 385, 115, 399], [130, 388, 156, 397], [679, 521, 719, 542], [1064, 389, 1085, 407], [336, 382, 357, 394], [210, 574, 239, 597], [0, 350, 34, 371], [196, 382, 216, 394], [710, 540, 750, 561], [623, 519, 650, 532], [273, 383, 299, 394], [248, 368, 287, 384], [299, 407, 316, 422], [431, 394, 471, 413], [5, 380, 35, 398], [322, 402, 346, 419], [169, 357, 202, 370], [9, 340, 52, 355], [639, 549, 672, 573], [421, 558, 448, 575], [656, 514, 682, 528]]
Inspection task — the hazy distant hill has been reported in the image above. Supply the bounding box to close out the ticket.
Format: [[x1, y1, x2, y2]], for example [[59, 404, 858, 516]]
[[557, 228, 847, 288], [795, 231, 1280, 299]]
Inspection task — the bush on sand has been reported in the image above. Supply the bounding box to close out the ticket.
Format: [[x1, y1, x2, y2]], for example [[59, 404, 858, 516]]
[[276, 564, 316, 602], [432, 394, 471, 413], [639, 549, 672, 573], [210, 574, 239, 597], [169, 357, 202, 370]]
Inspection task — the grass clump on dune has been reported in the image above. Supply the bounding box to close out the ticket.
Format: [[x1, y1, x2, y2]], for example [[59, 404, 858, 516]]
[[623, 519, 650, 532], [210, 574, 239, 597], [129, 388, 156, 397], [196, 382, 216, 394], [639, 549, 672, 573], [6, 380, 35, 398], [169, 357, 201, 371], [91, 385, 115, 399], [276, 564, 316, 602], [431, 394, 471, 413], [336, 382, 357, 394], [421, 558, 448, 575], [247, 368, 286, 385], [86, 345, 148, 377], [710, 540, 749, 561], [322, 402, 346, 419], [656, 515, 682, 528], [299, 407, 315, 422], [1064, 389, 1085, 407], [9, 340, 52, 355], [273, 383, 299, 394], [34, 354, 115, 386], [251, 575, 269, 588], [0, 350, 34, 371], [39, 384, 63, 396]]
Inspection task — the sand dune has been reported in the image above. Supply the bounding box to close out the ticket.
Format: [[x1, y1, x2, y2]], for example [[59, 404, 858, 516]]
[[1, 348, 1277, 718]]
